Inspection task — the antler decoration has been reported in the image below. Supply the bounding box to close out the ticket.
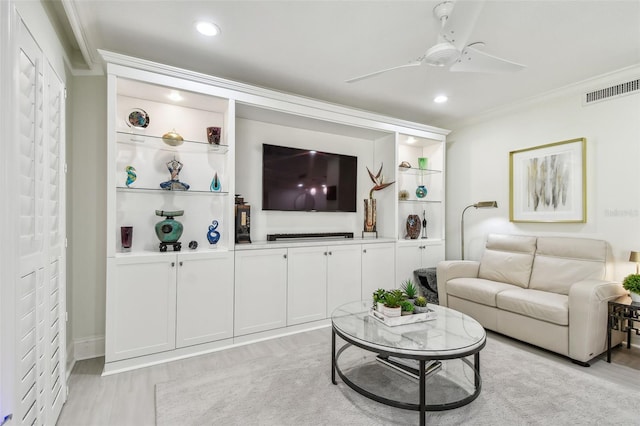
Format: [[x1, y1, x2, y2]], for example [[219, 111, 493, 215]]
[[367, 163, 395, 199]]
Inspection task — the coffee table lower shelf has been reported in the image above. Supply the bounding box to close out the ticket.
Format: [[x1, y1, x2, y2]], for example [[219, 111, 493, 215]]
[[331, 327, 483, 426]]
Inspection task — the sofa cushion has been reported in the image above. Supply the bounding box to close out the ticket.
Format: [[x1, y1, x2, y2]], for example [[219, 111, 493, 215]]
[[496, 288, 569, 326], [447, 278, 517, 307], [478, 234, 537, 288], [529, 237, 607, 295]]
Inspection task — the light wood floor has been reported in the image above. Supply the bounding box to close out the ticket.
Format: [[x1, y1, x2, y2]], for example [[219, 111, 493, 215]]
[[56, 327, 640, 426]]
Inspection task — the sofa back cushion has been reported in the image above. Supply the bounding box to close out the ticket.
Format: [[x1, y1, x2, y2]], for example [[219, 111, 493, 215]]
[[478, 234, 537, 288], [529, 237, 608, 295]]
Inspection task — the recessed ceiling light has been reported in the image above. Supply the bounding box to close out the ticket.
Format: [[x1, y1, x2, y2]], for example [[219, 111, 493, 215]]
[[195, 21, 220, 37], [168, 91, 183, 101], [434, 95, 448, 103]]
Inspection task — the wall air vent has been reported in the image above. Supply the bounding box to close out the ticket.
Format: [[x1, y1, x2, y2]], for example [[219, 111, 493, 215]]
[[583, 78, 640, 106]]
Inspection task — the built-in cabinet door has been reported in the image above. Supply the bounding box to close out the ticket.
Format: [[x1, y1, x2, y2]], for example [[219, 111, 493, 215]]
[[396, 243, 426, 285], [234, 249, 287, 336], [176, 252, 234, 348], [106, 256, 177, 362], [287, 246, 328, 325], [327, 244, 362, 316], [396, 243, 445, 287], [361, 243, 396, 301]]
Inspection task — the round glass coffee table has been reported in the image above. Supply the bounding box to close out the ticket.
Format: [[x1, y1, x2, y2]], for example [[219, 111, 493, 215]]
[[331, 300, 486, 426]]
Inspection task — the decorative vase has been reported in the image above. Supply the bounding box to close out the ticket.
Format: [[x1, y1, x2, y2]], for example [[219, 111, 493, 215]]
[[364, 198, 377, 232], [416, 185, 427, 198], [631, 292, 640, 303], [418, 157, 428, 170], [206, 126, 222, 144], [120, 226, 133, 249], [377, 302, 385, 312], [406, 214, 421, 239], [207, 220, 221, 245], [161, 129, 184, 146], [154, 210, 184, 252]]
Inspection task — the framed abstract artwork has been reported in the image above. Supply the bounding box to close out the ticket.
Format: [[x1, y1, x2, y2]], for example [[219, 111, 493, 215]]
[[509, 138, 586, 223]]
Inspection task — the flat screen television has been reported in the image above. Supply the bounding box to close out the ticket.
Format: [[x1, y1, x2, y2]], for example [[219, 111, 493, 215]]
[[262, 144, 358, 212]]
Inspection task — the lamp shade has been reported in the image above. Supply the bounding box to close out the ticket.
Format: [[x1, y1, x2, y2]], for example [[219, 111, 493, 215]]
[[630, 251, 640, 263], [475, 201, 498, 208]]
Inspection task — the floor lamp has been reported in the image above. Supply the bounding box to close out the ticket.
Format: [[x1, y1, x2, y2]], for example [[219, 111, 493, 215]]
[[461, 201, 498, 260]]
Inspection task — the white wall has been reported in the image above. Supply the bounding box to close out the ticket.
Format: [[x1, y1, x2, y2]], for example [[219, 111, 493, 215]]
[[68, 76, 108, 357], [235, 118, 376, 242], [446, 66, 640, 283]]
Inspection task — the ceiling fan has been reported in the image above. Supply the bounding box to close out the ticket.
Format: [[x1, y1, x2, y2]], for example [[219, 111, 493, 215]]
[[346, 0, 526, 83]]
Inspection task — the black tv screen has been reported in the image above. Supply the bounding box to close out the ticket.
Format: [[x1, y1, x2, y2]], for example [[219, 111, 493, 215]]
[[262, 144, 358, 212]]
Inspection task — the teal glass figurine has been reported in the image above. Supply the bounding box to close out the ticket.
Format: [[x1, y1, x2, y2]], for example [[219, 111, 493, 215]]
[[416, 185, 427, 198], [210, 172, 221, 192], [125, 165, 137, 187]]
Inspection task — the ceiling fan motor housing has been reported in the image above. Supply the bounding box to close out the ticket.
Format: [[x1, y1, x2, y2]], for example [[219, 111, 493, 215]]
[[424, 42, 460, 67]]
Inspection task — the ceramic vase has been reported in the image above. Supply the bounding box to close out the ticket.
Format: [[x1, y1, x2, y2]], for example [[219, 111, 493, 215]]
[[631, 292, 640, 303], [416, 185, 427, 198], [406, 214, 421, 239]]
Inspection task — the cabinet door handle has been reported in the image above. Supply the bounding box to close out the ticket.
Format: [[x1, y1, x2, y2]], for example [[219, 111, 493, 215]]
[[363, 249, 367, 254], [328, 251, 332, 255], [179, 261, 183, 266], [324, 251, 328, 256], [283, 254, 287, 259], [171, 262, 175, 267]]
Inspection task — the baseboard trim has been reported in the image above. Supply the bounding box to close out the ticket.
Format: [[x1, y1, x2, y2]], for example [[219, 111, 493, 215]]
[[74, 335, 105, 361]]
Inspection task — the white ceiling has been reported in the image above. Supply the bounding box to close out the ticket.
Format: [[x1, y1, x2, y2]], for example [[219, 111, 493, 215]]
[[60, 0, 640, 129]]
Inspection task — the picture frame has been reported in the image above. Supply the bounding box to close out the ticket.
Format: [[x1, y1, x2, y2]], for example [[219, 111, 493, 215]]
[[509, 138, 586, 223]]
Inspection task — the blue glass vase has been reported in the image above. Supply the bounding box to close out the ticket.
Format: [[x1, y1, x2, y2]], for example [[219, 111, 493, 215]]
[[416, 185, 427, 198]]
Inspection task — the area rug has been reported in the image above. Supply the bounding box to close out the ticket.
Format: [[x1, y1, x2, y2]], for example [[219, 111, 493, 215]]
[[155, 334, 634, 425]]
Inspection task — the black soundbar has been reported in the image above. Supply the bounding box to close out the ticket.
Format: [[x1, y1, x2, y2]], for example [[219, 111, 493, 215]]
[[267, 232, 354, 241]]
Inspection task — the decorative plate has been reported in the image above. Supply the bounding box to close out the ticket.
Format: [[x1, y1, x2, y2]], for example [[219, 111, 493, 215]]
[[127, 108, 150, 129]]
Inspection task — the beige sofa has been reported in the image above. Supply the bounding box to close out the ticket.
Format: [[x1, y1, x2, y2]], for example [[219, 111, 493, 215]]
[[437, 234, 626, 365]]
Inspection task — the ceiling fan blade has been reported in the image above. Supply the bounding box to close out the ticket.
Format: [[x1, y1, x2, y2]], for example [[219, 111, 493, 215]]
[[450, 46, 526, 73], [440, 0, 485, 51], [346, 60, 422, 83]]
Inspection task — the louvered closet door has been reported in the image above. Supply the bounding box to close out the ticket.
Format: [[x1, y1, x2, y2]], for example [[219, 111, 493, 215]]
[[17, 22, 45, 426], [44, 60, 66, 422], [15, 18, 67, 426]]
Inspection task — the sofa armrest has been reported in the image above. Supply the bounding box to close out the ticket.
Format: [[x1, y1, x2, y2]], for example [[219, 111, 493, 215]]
[[568, 279, 627, 362], [436, 260, 480, 307]]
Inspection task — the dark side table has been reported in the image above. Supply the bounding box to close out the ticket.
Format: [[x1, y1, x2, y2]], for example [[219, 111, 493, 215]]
[[607, 296, 640, 363]]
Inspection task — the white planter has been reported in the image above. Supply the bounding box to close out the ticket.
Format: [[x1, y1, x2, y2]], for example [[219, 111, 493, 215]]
[[383, 306, 401, 317], [630, 292, 640, 303]]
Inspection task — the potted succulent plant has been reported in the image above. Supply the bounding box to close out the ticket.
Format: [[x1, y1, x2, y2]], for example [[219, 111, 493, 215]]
[[623, 274, 640, 303], [401, 279, 418, 302], [382, 290, 403, 317], [400, 300, 415, 316], [413, 296, 430, 314], [373, 288, 387, 311]]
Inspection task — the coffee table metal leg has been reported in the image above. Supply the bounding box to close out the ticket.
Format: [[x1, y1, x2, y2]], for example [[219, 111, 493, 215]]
[[332, 329, 337, 385], [474, 352, 480, 388], [419, 360, 426, 426]]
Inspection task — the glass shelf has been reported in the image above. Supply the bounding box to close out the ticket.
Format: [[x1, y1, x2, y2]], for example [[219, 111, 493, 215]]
[[398, 199, 442, 204], [116, 186, 229, 195], [116, 131, 229, 154], [398, 167, 441, 175]]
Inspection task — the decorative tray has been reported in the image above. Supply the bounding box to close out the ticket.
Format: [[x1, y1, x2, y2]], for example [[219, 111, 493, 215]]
[[369, 308, 437, 327]]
